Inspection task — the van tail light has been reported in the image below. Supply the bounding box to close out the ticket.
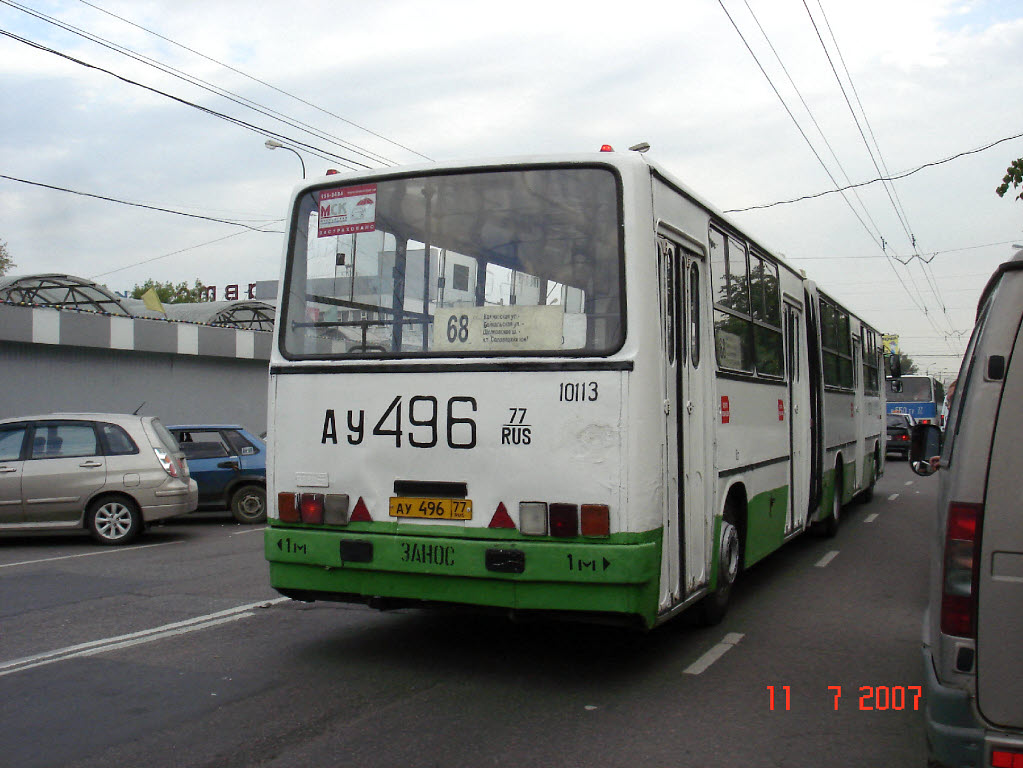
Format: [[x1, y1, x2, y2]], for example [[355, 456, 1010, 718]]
[[991, 748, 1023, 767], [154, 448, 179, 478], [940, 502, 983, 638]]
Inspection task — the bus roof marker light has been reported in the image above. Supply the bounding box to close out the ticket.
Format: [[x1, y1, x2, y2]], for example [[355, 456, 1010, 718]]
[[349, 497, 372, 522], [488, 502, 515, 529], [519, 502, 548, 536], [599, 144, 614, 152]]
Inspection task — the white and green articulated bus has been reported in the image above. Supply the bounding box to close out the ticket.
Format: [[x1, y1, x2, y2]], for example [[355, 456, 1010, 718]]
[[265, 149, 885, 629]]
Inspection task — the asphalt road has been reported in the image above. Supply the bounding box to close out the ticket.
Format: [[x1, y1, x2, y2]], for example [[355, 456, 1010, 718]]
[[0, 459, 935, 768]]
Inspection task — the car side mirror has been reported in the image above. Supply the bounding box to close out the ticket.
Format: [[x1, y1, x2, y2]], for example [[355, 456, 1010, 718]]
[[909, 423, 942, 476]]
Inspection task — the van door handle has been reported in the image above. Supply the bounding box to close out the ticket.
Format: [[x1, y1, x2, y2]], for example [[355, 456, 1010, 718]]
[[79, 460, 103, 468], [0, 466, 17, 473]]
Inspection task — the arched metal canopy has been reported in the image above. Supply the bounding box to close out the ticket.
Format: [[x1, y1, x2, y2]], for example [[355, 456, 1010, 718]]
[[0, 274, 131, 315], [1, 273, 276, 330]]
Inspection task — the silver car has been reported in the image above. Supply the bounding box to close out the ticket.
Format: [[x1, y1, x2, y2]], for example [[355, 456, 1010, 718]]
[[0, 413, 198, 545]]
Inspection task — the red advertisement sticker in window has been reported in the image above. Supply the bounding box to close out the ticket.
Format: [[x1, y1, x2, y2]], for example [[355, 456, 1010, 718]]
[[318, 184, 377, 237]]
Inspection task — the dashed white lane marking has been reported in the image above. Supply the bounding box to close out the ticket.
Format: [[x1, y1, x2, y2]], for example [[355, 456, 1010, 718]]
[[0, 597, 289, 678], [684, 633, 745, 675], [905, 481, 914, 486], [888, 493, 900, 501], [815, 550, 840, 568], [0, 540, 183, 569], [231, 526, 266, 536], [864, 513, 879, 523]]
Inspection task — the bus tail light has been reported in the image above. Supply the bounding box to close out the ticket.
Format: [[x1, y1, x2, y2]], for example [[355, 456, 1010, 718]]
[[324, 494, 350, 525], [278, 492, 299, 522], [940, 502, 983, 637], [278, 492, 349, 525], [549, 503, 578, 537], [581, 505, 610, 537], [519, 502, 548, 535], [300, 493, 324, 524]]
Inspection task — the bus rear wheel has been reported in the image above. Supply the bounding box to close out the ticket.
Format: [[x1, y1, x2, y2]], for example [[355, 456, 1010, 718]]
[[699, 514, 741, 626], [822, 466, 842, 538]]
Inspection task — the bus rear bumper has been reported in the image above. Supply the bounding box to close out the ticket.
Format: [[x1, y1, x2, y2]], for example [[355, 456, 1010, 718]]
[[265, 525, 662, 627]]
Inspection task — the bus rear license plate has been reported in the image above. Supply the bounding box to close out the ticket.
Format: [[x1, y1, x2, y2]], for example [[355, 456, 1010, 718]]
[[389, 497, 473, 520]]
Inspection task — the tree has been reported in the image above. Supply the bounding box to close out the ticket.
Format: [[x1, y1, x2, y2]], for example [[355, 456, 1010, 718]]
[[996, 158, 1023, 202], [0, 240, 15, 277], [130, 278, 207, 304]]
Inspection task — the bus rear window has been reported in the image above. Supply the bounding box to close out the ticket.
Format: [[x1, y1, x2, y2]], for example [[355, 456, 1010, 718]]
[[280, 167, 624, 359]]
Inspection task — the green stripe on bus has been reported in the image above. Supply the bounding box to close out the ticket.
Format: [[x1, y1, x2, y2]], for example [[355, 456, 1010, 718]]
[[266, 527, 663, 626], [743, 485, 791, 567]]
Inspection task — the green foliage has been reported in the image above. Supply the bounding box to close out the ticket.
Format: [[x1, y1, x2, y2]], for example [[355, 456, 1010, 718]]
[[0, 240, 15, 277], [996, 158, 1023, 201], [131, 278, 207, 304]]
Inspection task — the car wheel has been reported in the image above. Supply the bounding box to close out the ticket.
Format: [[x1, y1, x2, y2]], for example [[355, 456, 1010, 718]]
[[231, 485, 267, 524], [88, 497, 142, 545]]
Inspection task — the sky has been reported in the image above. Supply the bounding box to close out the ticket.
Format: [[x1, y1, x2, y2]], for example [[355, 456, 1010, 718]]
[[2, 0, 1022, 380]]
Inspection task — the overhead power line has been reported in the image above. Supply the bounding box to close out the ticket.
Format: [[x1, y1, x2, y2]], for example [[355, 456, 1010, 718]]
[[0, 172, 284, 232], [0, 27, 370, 171], [3, 0, 397, 168], [75, 0, 432, 162], [725, 130, 1023, 214]]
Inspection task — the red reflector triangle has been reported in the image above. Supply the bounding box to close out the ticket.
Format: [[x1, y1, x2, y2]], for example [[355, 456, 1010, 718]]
[[350, 497, 372, 522], [488, 502, 515, 529]]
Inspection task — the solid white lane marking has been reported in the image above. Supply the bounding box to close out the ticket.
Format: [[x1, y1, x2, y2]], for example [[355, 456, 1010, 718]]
[[864, 513, 879, 523], [815, 550, 839, 568], [0, 540, 184, 569], [684, 633, 744, 675], [888, 493, 899, 501], [231, 526, 266, 536], [0, 597, 289, 677]]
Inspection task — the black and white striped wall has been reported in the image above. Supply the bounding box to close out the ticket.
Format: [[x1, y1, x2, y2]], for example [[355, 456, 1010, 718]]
[[0, 302, 273, 434]]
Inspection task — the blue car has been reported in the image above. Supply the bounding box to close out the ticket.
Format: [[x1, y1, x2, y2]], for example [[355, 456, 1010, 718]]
[[167, 425, 266, 523]]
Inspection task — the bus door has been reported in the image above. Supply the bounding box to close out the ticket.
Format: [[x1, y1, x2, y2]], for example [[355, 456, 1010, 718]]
[[852, 335, 865, 491], [784, 302, 808, 532], [658, 235, 709, 602]]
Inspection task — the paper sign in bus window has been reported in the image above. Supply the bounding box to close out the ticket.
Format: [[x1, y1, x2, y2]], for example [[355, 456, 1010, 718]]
[[433, 305, 565, 351], [318, 185, 377, 237]]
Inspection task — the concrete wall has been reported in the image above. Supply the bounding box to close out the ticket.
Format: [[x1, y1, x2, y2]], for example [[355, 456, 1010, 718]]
[[0, 303, 272, 434]]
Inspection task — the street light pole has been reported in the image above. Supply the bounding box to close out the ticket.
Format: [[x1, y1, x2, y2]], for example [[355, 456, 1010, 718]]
[[264, 139, 306, 178]]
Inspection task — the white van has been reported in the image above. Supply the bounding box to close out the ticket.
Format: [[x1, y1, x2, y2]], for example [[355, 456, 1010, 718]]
[[909, 251, 1023, 767]]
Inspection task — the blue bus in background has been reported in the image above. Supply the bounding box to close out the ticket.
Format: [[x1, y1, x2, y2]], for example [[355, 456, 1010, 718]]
[[886, 375, 945, 426]]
